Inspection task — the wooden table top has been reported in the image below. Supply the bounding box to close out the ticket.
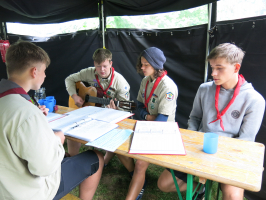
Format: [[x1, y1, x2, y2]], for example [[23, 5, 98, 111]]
[[57, 106, 265, 192]]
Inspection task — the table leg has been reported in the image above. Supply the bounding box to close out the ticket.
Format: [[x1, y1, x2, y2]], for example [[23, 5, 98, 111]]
[[186, 174, 193, 200], [205, 179, 213, 200], [170, 169, 183, 200]]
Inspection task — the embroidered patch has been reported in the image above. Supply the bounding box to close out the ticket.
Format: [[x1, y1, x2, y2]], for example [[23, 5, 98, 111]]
[[150, 103, 155, 109], [231, 110, 240, 119], [142, 93, 144, 98], [152, 98, 156, 103], [152, 94, 158, 98], [165, 92, 174, 101], [94, 83, 98, 87], [107, 91, 111, 95], [124, 85, 128, 91], [109, 87, 116, 92], [93, 79, 97, 82], [125, 92, 129, 99]]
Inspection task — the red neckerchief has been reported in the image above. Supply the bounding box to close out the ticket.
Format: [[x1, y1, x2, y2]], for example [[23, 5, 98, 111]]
[[0, 87, 32, 103], [144, 71, 167, 113], [95, 67, 115, 96], [209, 74, 246, 131]]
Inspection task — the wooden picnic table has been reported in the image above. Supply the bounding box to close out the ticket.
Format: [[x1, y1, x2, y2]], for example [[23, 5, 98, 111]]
[[56, 106, 265, 199]]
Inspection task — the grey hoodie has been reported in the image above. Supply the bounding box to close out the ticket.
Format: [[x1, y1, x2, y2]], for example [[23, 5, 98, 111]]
[[188, 81, 265, 142]]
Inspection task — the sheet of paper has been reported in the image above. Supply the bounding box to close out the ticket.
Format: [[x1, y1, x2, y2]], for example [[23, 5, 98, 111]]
[[129, 133, 185, 154], [49, 106, 132, 131], [129, 121, 186, 155], [65, 119, 118, 142], [88, 108, 133, 123], [86, 129, 132, 152], [46, 112, 65, 122]]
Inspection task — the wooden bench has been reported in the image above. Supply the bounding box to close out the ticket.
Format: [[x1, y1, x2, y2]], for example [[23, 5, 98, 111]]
[[60, 193, 81, 200]]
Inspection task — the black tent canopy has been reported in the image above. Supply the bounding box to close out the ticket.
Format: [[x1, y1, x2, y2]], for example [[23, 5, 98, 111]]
[[0, 0, 214, 23]]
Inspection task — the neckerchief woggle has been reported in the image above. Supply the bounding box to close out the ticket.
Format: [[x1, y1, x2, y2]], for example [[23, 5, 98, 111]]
[[144, 71, 167, 113], [209, 74, 245, 131], [95, 67, 115, 97]]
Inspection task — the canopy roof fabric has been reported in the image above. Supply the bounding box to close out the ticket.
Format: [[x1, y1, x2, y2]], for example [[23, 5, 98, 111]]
[[0, 0, 217, 24], [105, 0, 215, 16]]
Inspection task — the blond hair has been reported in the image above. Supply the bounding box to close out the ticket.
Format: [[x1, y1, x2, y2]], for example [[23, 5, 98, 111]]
[[207, 43, 245, 64]]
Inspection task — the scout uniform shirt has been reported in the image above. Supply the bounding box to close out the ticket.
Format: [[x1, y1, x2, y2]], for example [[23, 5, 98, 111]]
[[65, 67, 130, 103], [137, 75, 178, 122]]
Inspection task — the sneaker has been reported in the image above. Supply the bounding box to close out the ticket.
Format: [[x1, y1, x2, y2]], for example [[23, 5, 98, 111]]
[[136, 180, 147, 200], [193, 185, 205, 200], [193, 191, 205, 200]]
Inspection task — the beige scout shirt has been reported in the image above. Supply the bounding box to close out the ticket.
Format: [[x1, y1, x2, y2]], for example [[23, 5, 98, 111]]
[[66, 67, 130, 102], [0, 94, 65, 200], [137, 75, 178, 122]]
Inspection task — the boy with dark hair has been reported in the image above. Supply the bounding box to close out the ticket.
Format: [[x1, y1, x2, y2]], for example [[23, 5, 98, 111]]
[[157, 43, 265, 200], [65, 48, 130, 165], [0, 41, 103, 200]]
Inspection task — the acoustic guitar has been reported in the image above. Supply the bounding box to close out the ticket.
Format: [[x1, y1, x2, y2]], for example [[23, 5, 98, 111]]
[[69, 81, 136, 110]]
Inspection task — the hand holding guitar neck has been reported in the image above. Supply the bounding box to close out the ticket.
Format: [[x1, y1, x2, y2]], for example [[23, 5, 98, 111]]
[[106, 99, 118, 110]]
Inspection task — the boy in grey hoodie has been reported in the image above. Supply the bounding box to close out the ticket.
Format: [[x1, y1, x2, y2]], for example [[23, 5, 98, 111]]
[[157, 43, 265, 200]]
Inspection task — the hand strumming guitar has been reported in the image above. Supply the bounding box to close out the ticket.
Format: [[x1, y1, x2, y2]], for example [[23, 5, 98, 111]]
[[72, 94, 84, 107], [106, 99, 118, 110]]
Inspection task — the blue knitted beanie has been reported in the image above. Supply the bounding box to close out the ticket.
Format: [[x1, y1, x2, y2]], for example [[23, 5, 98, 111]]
[[141, 47, 166, 70]]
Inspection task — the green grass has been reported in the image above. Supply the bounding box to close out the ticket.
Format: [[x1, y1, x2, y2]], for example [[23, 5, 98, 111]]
[[64, 143, 247, 200]]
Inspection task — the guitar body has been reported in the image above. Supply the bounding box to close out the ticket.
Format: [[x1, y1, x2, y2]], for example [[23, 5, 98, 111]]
[[69, 81, 97, 108], [69, 81, 136, 110]]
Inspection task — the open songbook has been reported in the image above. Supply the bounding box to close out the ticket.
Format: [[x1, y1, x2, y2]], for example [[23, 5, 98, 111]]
[[129, 121, 186, 155], [48, 106, 133, 142]]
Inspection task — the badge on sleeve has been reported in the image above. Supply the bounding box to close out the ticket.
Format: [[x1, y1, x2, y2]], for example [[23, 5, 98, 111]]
[[94, 83, 98, 87], [165, 92, 174, 101], [124, 85, 128, 91], [125, 92, 129, 99], [150, 103, 155, 109]]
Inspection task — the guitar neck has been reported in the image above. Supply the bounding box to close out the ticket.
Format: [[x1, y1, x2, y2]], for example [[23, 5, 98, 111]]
[[85, 95, 115, 106], [85, 95, 136, 110]]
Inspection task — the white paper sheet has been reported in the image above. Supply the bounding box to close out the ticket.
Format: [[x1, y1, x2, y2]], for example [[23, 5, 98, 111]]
[[65, 119, 118, 142], [129, 121, 186, 155], [86, 129, 132, 152]]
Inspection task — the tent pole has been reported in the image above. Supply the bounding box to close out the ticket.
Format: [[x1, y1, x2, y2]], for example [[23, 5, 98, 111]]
[[1, 22, 7, 40], [101, 0, 105, 48], [204, 3, 212, 83]]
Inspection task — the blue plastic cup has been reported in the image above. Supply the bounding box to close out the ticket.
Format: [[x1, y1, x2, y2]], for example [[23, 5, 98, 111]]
[[38, 99, 45, 106], [203, 132, 219, 154], [44, 99, 54, 112], [46, 96, 56, 107]]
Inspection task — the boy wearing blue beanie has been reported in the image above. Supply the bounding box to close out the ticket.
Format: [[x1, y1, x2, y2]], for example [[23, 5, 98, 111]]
[[118, 47, 178, 200]]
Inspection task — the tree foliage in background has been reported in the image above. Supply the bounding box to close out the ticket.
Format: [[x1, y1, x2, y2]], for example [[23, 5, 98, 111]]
[[6, 0, 266, 36], [106, 5, 208, 29]]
